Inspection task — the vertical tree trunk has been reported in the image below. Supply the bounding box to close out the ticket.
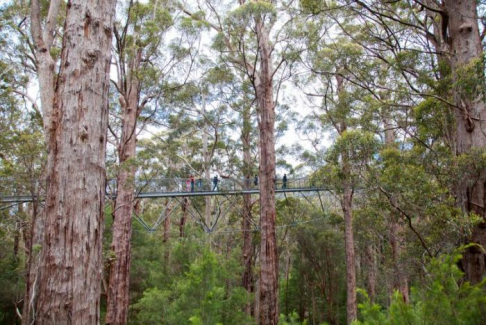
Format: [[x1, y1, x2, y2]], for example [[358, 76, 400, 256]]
[[365, 244, 377, 302], [255, 18, 278, 325], [32, 0, 116, 323], [13, 204, 23, 258], [106, 48, 142, 325], [342, 181, 357, 323], [388, 218, 409, 302], [163, 202, 172, 244], [201, 93, 213, 224], [336, 74, 357, 323], [242, 104, 255, 315], [180, 198, 189, 237], [444, 0, 486, 283], [383, 116, 409, 301]]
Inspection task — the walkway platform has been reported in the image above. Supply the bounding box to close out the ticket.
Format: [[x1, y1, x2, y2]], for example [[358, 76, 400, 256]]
[[0, 187, 329, 203]]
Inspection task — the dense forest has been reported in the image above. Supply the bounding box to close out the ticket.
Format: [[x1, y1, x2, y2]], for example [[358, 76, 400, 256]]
[[1, 0, 486, 324]]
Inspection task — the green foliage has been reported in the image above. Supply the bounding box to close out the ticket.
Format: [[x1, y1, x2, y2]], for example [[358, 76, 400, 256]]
[[229, 1, 277, 25], [454, 54, 486, 102], [299, 0, 336, 14], [414, 98, 454, 143], [131, 248, 253, 324], [354, 247, 486, 325], [327, 130, 380, 164], [279, 312, 309, 325]]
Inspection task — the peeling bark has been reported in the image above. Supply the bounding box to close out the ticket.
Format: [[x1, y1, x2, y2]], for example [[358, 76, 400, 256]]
[[255, 18, 278, 325], [31, 0, 116, 323]]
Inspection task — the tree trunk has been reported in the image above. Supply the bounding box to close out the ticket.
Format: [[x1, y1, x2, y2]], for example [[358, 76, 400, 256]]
[[388, 218, 409, 302], [255, 18, 278, 325], [105, 46, 142, 324], [13, 204, 23, 258], [444, 0, 486, 283], [383, 116, 409, 301], [32, 0, 116, 323], [336, 74, 357, 323], [180, 198, 189, 237], [342, 182, 357, 323], [242, 104, 255, 315], [163, 202, 172, 244], [365, 244, 377, 302], [21, 202, 42, 325], [201, 93, 213, 224]]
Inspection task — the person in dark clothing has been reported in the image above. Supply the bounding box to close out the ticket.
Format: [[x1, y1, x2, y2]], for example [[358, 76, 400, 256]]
[[190, 175, 195, 192], [254, 175, 259, 187], [197, 178, 202, 191], [282, 173, 287, 189], [212, 175, 219, 191]]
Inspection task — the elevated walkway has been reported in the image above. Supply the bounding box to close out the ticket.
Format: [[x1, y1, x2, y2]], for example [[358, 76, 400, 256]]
[[1, 177, 327, 203]]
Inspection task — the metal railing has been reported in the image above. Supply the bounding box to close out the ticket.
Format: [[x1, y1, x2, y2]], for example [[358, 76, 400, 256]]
[[109, 176, 324, 195], [1, 176, 327, 202]]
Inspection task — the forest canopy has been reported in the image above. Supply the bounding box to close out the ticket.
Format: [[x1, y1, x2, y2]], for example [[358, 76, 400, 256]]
[[1, 0, 486, 324]]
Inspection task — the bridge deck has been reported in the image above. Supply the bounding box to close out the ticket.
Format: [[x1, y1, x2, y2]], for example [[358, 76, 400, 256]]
[[0, 187, 329, 203]]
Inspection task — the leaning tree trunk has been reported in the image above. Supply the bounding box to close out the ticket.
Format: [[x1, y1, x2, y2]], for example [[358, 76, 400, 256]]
[[255, 19, 278, 325], [21, 201, 42, 324], [23, 1, 61, 323], [32, 0, 116, 323], [444, 0, 486, 283], [106, 50, 142, 325]]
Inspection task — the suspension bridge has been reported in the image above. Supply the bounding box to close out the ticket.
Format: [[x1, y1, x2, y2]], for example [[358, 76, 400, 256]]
[[0, 176, 329, 203], [1, 176, 336, 234]]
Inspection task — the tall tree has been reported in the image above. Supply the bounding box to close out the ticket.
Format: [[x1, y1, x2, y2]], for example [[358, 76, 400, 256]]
[[106, 1, 174, 322], [28, 0, 116, 322], [442, 0, 486, 283], [350, 0, 486, 283], [178, 0, 300, 320]]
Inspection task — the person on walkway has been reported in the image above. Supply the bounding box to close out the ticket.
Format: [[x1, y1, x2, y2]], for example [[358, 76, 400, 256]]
[[190, 175, 195, 193], [186, 177, 191, 192], [282, 173, 287, 189], [245, 175, 250, 189], [212, 175, 219, 191], [254, 175, 258, 187], [197, 177, 202, 191]]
